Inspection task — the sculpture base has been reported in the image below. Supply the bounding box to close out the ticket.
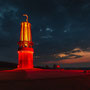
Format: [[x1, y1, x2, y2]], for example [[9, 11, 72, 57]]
[[18, 47, 34, 69]]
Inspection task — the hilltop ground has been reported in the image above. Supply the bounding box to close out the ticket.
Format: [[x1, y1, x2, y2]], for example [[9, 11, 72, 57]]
[[0, 69, 90, 90]]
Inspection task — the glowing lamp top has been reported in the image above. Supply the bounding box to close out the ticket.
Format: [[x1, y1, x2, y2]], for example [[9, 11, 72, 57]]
[[23, 14, 28, 22], [19, 14, 32, 42]]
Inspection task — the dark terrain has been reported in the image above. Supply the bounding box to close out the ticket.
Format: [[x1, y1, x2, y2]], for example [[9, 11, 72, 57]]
[[0, 62, 90, 90], [0, 75, 90, 90]]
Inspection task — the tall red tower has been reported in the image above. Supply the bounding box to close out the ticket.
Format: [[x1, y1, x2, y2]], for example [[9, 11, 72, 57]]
[[17, 14, 34, 69]]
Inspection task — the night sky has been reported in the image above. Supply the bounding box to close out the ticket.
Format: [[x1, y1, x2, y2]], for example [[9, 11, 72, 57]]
[[0, 0, 90, 67]]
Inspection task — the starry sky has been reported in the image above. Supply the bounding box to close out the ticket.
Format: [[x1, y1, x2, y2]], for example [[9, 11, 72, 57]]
[[0, 0, 90, 67]]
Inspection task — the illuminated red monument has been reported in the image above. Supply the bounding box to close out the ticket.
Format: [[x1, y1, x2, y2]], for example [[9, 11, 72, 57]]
[[17, 14, 34, 69]]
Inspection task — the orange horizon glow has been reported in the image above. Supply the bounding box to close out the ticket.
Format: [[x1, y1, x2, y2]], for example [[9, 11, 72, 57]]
[[41, 48, 90, 65]]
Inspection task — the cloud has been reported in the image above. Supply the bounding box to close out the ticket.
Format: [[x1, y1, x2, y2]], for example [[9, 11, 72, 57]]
[[0, 4, 18, 36], [46, 27, 54, 32], [0, 0, 90, 65], [40, 27, 53, 39], [41, 35, 53, 39], [41, 48, 90, 65], [0, 4, 19, 50], [0, 5, 18, 19]]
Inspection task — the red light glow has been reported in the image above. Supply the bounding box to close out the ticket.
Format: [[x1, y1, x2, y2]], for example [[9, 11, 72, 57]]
[[18, 48, 34, 69], [17, 14, 34, 69], [57, 65, 60, 68]]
